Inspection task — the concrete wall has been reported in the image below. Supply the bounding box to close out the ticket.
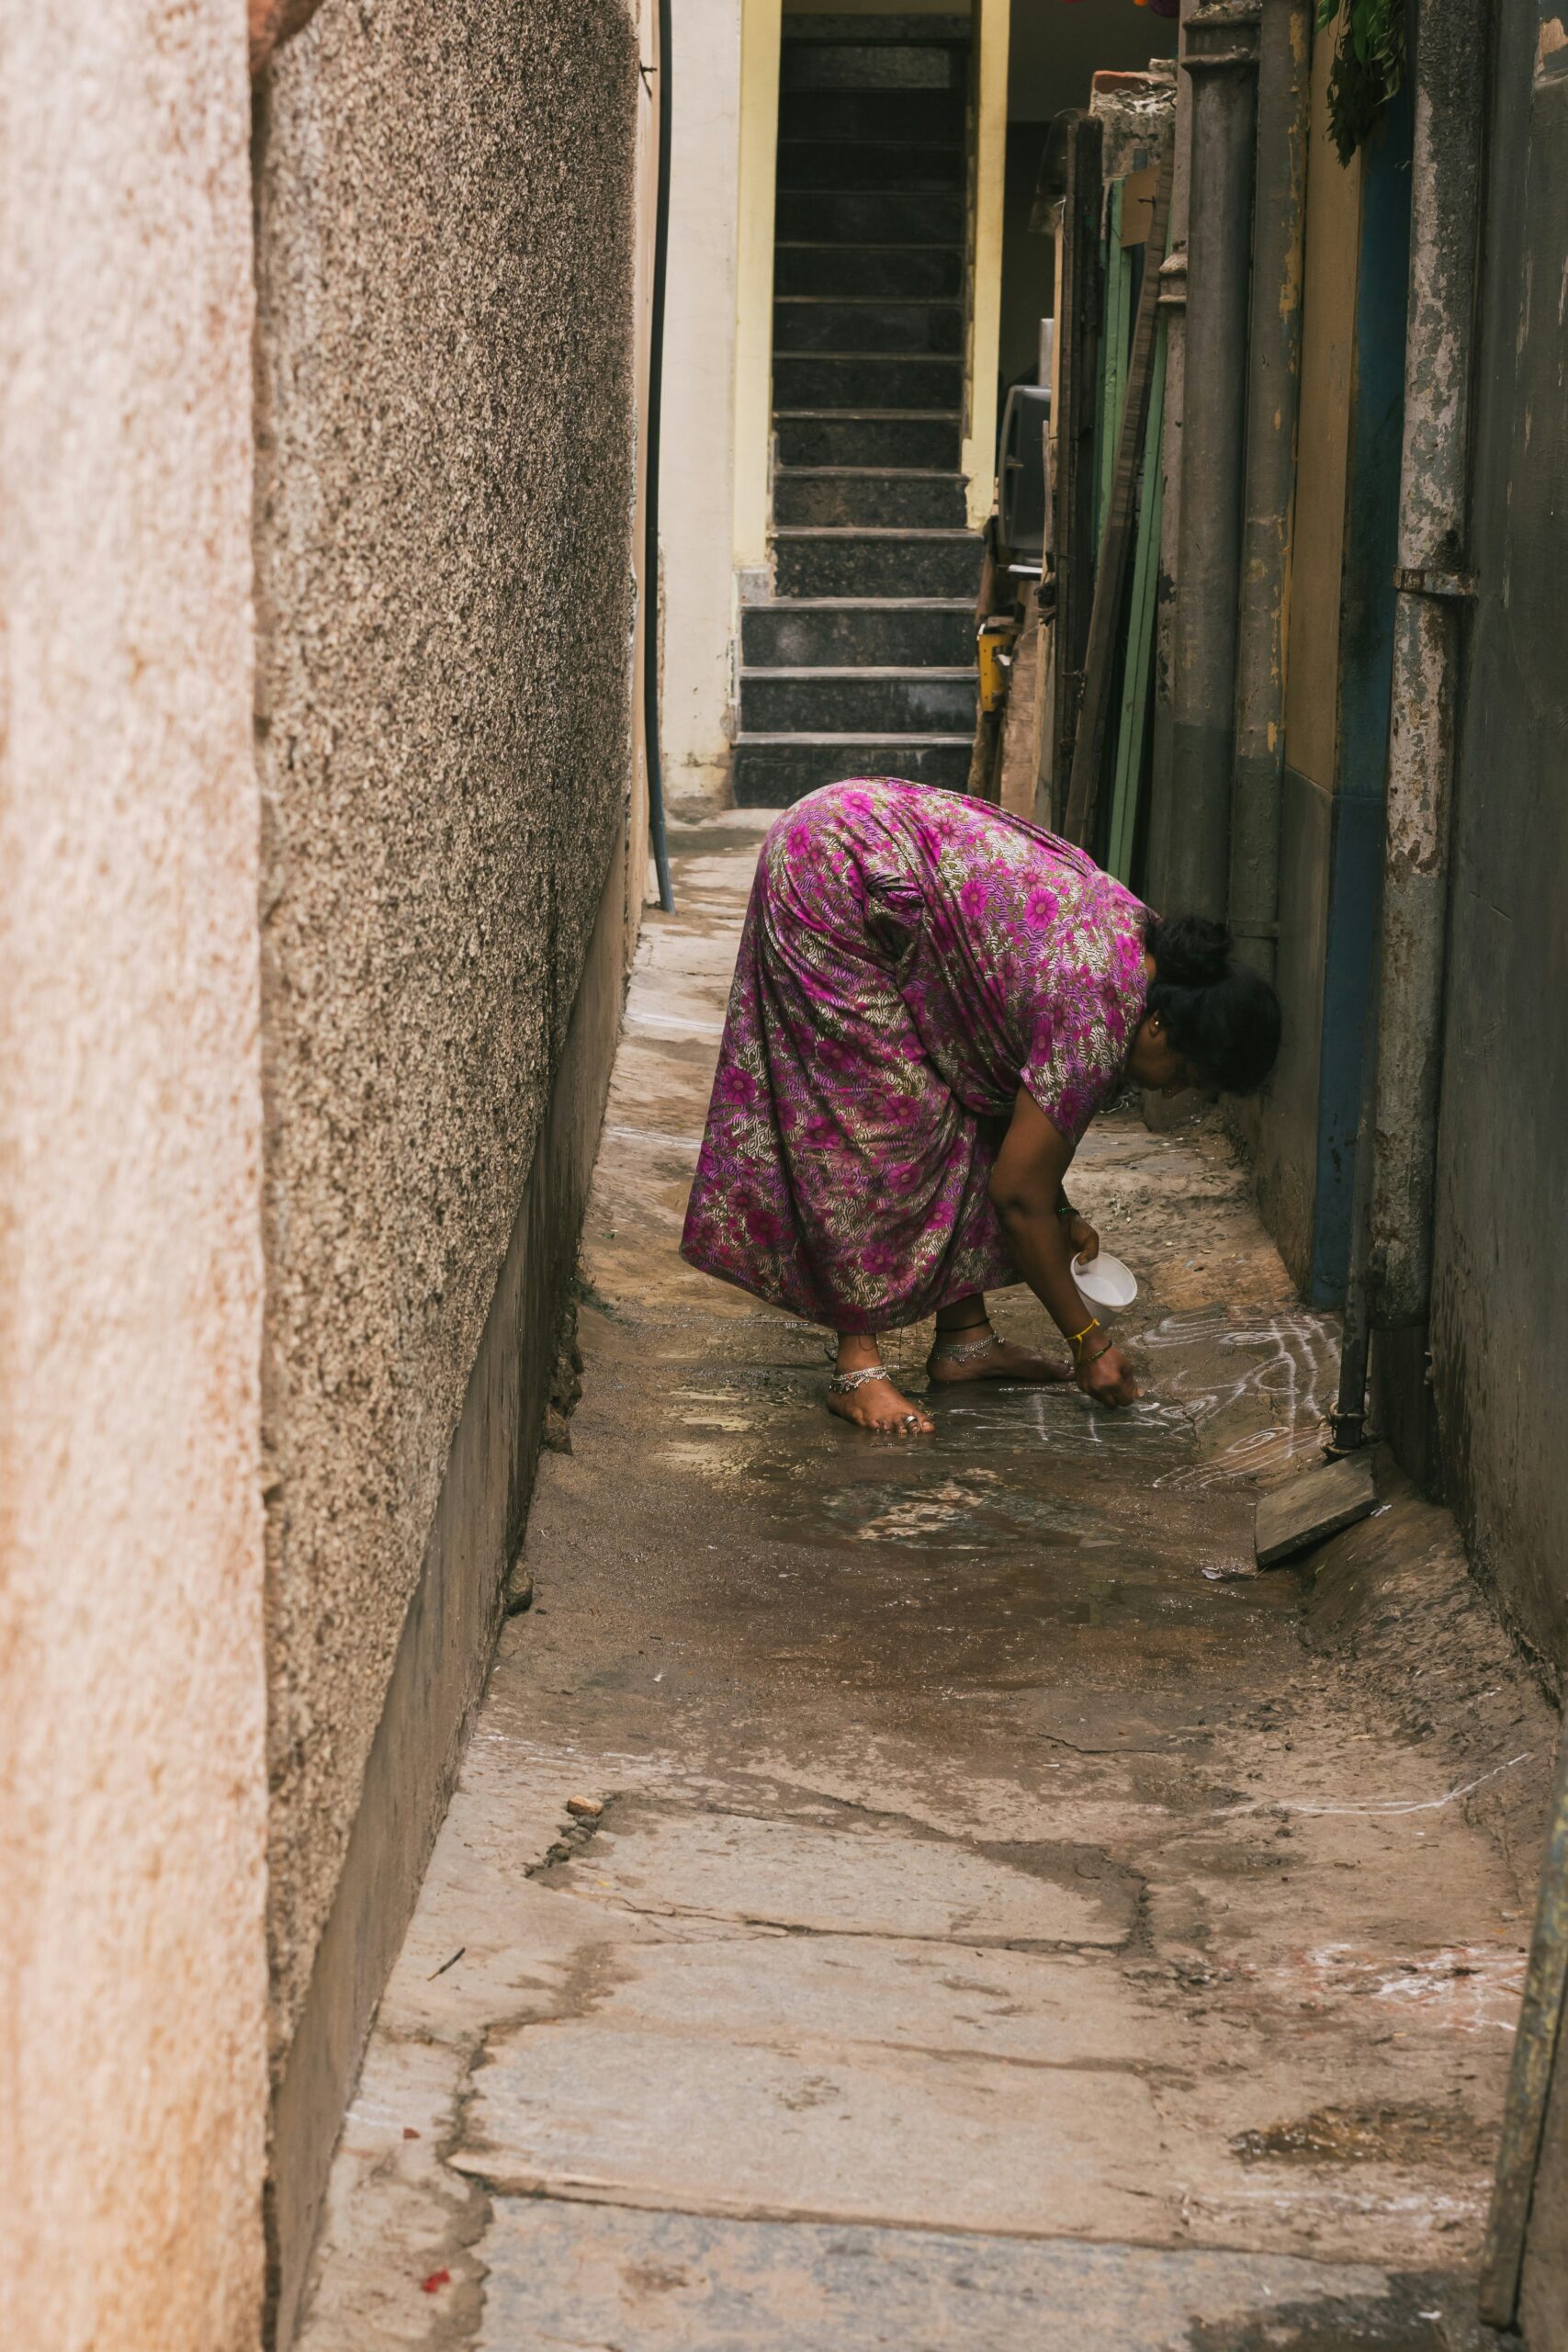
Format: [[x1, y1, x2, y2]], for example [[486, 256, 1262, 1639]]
[[660, 0, 745, 794], [1426, 6, 1568, 1691], [0, 9, 269, 2351], [251, 0, 640, 2324]]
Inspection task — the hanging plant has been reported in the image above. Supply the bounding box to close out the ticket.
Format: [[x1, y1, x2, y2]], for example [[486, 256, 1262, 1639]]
[[1315, 0, 1405, 163]]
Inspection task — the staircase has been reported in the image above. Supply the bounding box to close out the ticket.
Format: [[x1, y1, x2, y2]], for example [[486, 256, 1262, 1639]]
[[733, 14, 982, 807]]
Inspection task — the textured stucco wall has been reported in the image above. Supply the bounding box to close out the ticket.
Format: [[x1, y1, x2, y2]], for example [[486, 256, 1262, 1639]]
[[253, 0, 639, 2061], [0, 10, 268, 2352]]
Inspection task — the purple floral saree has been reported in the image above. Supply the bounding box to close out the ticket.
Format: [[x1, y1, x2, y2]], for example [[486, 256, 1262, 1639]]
[[680, 778, 1149, 1333]]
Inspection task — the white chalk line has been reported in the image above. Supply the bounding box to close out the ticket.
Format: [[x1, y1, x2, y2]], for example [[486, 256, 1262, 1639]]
[[1271, 1751, 1535, 1818]]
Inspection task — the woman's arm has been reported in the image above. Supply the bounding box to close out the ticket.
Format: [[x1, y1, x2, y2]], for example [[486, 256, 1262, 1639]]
[[989, 1090, 1138, 1406]]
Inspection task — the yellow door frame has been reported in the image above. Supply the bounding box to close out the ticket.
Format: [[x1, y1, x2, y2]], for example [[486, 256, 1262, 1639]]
[[732, 0, 784, 574], [731, 0, 1010, 564], [964, 0, 1010, 530]]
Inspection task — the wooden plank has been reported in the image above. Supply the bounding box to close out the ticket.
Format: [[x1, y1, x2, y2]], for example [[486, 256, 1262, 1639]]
[[1105, 319, 1167, 883], [1252, 1450, 1377, 1568], [1481, 1723, 1568, 2328], [1120, 164, 1157, 246], [1065, 150, 1173, 850], [997, 597, 1043, 819], [1095, 183, 1131, 550], [1047, 112, 1103, 832]]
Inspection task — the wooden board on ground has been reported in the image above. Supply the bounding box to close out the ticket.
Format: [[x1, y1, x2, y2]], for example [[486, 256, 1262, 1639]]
[[1253, 1450, 1377, 1568]]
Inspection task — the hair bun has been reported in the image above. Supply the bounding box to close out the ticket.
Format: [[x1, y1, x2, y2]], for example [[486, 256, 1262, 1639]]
[[1149, 913, 1233, 989]]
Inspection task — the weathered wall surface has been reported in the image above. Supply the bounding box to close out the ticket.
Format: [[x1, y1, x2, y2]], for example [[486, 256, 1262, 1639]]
[[1428, 12, 1568, 1690], [252, 0, 639, 2074], [0, 9, 268, 2351], [1247, 29, 1359, 1293]]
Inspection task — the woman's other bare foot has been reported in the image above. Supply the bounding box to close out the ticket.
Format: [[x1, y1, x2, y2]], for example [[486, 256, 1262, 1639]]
[[926, 1330, 1072, 1387]]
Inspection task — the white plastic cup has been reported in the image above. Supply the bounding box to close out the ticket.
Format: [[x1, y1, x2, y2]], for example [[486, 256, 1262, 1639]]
[[1071, 1249, 1138, 1313]]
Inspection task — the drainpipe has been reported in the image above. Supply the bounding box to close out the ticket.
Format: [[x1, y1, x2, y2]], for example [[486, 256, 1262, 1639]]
[[1145, 0, 1196, 910], [1369, 0, 1483, 1333], [1164, 0, 1261, 920], [644, 0, 676, 913], [1227, 0, 1310, 978]]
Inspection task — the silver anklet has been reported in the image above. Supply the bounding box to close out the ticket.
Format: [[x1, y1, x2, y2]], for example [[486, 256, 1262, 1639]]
[[828, 1364, 897, 1394], [930, 1331, 999, 1366]]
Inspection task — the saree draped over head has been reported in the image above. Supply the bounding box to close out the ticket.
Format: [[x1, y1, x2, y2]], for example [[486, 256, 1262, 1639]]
[[680, 778, 1150, 1332]]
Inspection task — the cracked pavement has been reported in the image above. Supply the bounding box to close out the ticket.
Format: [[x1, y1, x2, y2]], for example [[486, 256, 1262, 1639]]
[[298, 804, 1554, 2351]]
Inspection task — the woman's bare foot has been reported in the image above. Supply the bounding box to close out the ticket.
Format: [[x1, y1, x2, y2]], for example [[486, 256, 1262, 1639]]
[[926, 1329, 1072, 1387], [827, 1343, 935, 1434]]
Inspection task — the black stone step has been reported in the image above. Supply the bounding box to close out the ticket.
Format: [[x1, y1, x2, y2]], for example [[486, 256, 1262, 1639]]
[[740, 666, 976, 735], [742, 597, 976, 670], [779, 89, 965, 144], [783, 12, 968, 43], [782, 40, 964, 94], [774, 409, 962, 469], [774, 526, 983, 600], [777, 139, 965, 193], [775, 189, 964, 244], [774, 352, 963, 412], [774, 468, 966, 528], [742, 596, 977, 670], [773, 298, 964, 356], [734, 733, 973, 806], [774, 243, 964, 300]]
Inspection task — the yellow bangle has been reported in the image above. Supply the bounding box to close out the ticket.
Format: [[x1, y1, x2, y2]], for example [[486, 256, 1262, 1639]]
[[1067, 1317, 1100, 1351]]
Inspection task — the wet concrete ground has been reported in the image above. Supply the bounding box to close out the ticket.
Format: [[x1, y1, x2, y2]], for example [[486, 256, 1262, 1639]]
[[299, 805, 1554, 2351]]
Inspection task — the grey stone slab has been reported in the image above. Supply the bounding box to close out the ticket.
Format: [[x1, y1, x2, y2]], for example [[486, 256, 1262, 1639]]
[[535, 1929, 1156, 2066], [782, 17, 969, 55], [741, 596, 973, 669], [550, 1803, 1132, 1943], [774, 190, 964, 245], [479, 2204, 1479, 2352], [458, 2016, 1169, 2237], [773, 298, 964, 356], [779, 89, 965, 145], [773, 524, 980, 599], [773, 352, 964, 415], [733, 735, 970, 805], [773, 468, 967, 529], [773, 243, 964, 300], [776, 140, 964, 195], [772, 411, 962, 469], [739, 664, 975, 735]]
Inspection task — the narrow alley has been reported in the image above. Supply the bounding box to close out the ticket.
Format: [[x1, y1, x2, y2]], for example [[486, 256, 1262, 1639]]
[[299, 807, 1553, 2352]]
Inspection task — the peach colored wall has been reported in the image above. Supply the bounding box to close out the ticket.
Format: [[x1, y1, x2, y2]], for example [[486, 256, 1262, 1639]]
[[0, 8, 268, 2350]]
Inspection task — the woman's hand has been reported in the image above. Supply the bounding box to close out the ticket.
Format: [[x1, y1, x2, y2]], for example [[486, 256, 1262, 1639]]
[[1066, 1211, 1100, 1263], [1076, 1340, 1138, 1408]]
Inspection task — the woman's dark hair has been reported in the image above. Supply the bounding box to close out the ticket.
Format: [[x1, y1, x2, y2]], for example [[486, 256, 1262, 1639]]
[[1145, 914, 1281, 1095]]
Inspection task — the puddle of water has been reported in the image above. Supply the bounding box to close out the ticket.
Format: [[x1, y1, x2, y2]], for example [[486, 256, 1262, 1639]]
[[1230, 2102, 1484, 2170]]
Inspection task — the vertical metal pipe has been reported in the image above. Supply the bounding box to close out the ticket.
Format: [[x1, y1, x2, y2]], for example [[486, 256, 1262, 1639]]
[[1165, 0, 1260, 918], [1145, 0, 1196, 908], [644, 0, 677, 915], [1370, 0, 1484, 1328], [1228, 0, 1310, 978]]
